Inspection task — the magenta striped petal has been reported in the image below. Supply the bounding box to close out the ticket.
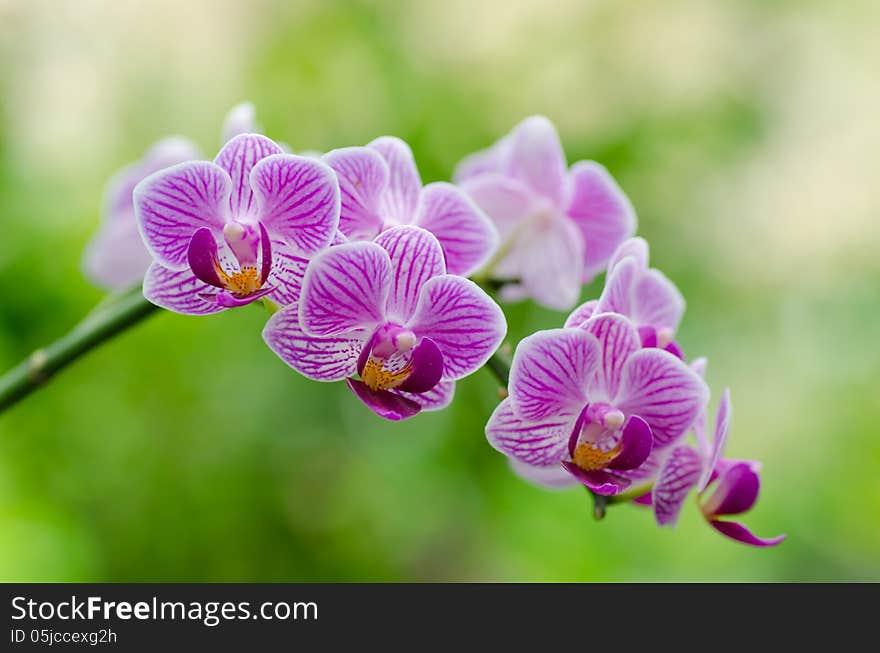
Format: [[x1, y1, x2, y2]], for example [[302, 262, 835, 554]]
[[698, 388, 732, 491], [249, 154, 339, 257], [374, 226, 445, 323], [395, 379, 455, 412], [459, 174, 535, 242], [263, 305, 367, 382], [652, 445, 703, 526], [632, 268, 685, 332], [265, 241, 309, 307], [507, 116, 568, 209], [708, 520, 786, 547], [142, 262, 224, 315], [508, 328, 599, 421], [299, 242, 391, 336], [616, 348, 709, 448], [134, 161, 230, 269], [414, 182, 499, 276], [323, 147, 387, 240], [346, 378, 421, 421], [407, 275, 506, 380], [582, 312, 642, 401], [509, 459, 576, 490], [563, 300, 598, 329], [566, 161, 636, 280], [368, 136, 421, 224], [213, 134, 283, 219], [486, 398, 576, 466]]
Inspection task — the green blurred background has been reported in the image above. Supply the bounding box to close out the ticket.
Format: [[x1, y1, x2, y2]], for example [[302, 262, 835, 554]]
[[1, 0, 878, 581]]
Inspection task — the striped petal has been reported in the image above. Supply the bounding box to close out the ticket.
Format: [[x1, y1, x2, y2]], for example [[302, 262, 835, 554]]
[[414, 182, 498, 276], [323, 147, 387, 240], [214, 134, 283, 219], [407, 275, 506, 380], [250, 154, 339, 257], [142, 262, 224, 315], [374, 225, 445, 323], [486, 398, 577, 466], [263, 305, 367, 382], [299, 242, 391, 336], [581, 312, 642, 401], [616, 348, 709, 448], [369, 136, 421, 224], [698, 388, 732, 491], [134, 161, 230, 269], [508, 328, 599, 421], [652, 445, 703, 526]]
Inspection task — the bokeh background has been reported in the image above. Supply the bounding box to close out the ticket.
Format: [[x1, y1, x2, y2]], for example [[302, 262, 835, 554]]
[[1, 0, 878, 581]]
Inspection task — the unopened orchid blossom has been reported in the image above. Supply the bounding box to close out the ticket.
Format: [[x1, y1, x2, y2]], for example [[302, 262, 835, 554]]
[[566, 237, 686, 358], [455, 116, 636, 310], [486, 313, 708, 495], [263, 225, 506, 420], [134, 133, 340, 314], [324, 137, 498, 276], [649, 389, 786, 547], [83, 103, 262, 291]]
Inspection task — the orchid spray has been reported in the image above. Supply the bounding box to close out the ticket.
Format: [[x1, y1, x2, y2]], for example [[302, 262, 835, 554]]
[[0, 109, 783, 549]]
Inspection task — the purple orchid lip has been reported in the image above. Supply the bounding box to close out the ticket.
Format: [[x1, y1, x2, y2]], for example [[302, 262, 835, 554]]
[[605, 415, 653, 471], [258, 221, 272, 285], [346, 378, 421, 421], [396, 337, 443, 394], [215, 286, 275, 308], [702, 462, 761, 517], [567, 404, 590, 458], [708, 520, 786, 548], [561, 462, 629, 496], [187, 228, 226, 289]]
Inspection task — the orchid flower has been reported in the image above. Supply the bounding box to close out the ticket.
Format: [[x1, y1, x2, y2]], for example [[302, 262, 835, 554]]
[[83, 103, 263, 291], [323, 137, 499, 276], [263, 225, 507, 421], [455, 116, 636, 310], [134, 133, 340, 314], [650, 389, 786, 547], [565, 237, 686, 358], [486, 313, 708, 495]]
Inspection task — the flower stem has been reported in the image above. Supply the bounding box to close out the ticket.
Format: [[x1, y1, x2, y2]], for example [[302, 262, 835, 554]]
[[0, 287, 159, 415], [484, 351, 511, 388]]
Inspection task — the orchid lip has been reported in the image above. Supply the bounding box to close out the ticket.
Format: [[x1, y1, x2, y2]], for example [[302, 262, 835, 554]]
[[187, 222, 274, 304], [356, 324, 443, 394]]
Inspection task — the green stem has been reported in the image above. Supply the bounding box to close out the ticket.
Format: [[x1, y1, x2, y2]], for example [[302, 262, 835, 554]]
[[0, 287, 159, 415], [484, 351, 511, 387]]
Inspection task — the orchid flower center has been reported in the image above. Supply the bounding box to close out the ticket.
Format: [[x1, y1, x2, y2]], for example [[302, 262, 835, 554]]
[[569, 403, 626, 471], [187, 221, 274, 304], [361, 324, 419, 391]]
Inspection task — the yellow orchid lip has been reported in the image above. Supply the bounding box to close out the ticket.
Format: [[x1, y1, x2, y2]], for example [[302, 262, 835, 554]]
[[361, 356, 413, 391]]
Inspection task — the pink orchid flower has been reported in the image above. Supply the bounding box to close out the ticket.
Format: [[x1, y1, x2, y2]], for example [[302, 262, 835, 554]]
[[263, 225, 507, 421], [456, 116, 636, 310]]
